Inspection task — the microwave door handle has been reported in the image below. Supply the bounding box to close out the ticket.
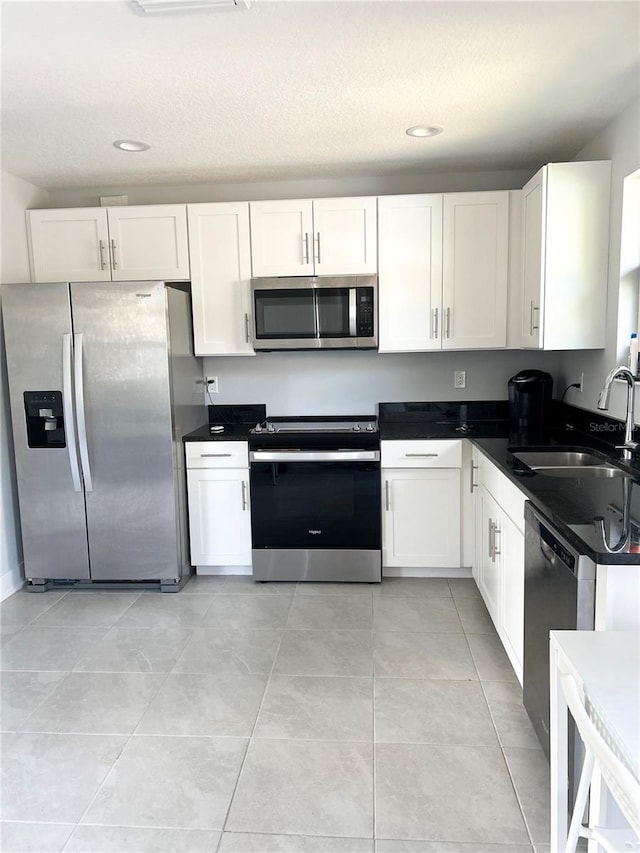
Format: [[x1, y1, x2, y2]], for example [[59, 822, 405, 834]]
[[312, 289, 320, 340], [349, 288, 357, 336]]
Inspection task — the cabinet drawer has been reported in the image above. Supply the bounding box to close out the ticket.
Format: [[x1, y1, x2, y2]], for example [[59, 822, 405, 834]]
[[474, 446, 503, 499], [185, 441, 249, 469], [381, 439, 462, 468]]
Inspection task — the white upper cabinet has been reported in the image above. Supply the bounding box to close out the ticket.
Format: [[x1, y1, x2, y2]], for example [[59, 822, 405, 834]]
[[28, 208, 112, 282], [187, 202, 254, 357], [27, 205, 190, 282], [249, 199, 314, 277], [442, 192, 509, 350], [378, 191, 509, 352], [515, 160, 611, 350], [249, 196, 377, 277], [106, 205, 190, 281], [378, 194, 443, 352]]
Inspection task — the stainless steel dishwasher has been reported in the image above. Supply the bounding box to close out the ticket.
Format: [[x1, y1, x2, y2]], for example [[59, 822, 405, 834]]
[[523, 501, 596, 763]]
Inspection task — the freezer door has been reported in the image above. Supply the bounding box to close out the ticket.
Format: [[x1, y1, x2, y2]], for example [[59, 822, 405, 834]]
[[70, 281, 180, 580], [1, 282, 90, 580]]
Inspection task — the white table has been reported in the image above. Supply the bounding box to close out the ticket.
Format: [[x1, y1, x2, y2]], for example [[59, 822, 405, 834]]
[[549, 630, 639, 853]]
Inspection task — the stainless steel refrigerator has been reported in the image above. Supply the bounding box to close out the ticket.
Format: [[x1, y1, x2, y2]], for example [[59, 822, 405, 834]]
[[2, 280, 203, 591]]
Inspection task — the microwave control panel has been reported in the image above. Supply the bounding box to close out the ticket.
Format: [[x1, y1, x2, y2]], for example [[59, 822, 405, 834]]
[[356, 288, 375, 336]]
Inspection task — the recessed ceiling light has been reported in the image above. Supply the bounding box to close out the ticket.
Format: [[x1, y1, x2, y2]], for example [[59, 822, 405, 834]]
[[113, 139, 151, 152], [130, 0, 250, 14], [406, 126, 443, 138]]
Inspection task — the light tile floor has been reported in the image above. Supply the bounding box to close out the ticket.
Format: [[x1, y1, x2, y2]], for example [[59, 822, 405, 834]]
[[1, 577, 553, 853]]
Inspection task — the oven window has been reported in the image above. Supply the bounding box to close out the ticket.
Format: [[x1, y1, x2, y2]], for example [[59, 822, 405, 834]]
[[254, 289, 316, 339], [316, 290, 350, 337], [250, 461, 381, 550]]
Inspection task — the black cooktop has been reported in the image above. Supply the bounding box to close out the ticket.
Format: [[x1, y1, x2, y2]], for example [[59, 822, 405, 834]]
[[249, 416, 379, 450]]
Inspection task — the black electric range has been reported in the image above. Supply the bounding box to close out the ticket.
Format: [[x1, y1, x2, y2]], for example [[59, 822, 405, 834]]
[[248, 416, 381, 583]]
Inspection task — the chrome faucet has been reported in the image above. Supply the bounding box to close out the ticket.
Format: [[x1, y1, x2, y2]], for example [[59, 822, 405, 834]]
[[597, 365, 638, 459]]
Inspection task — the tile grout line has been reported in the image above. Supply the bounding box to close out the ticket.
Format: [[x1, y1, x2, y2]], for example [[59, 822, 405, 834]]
[[56, 620, 176, 847], [500, 744, 538, 849], [218, 588, 297, 837], [371, 583, 377, 844]]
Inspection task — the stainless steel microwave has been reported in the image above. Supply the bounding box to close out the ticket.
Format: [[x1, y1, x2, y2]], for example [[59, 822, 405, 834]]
[[250, 275, 378, 351]]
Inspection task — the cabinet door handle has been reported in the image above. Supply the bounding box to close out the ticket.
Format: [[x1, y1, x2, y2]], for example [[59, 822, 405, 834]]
[[404, 453, 438, 458], [111, 239, 118, 270], [241, 480, 248, 511], [385, 480, 390, 511], [432, 308, 439, 339], [99, 240, 107, 271], [303, 233, 310, 265], [315, 232, 321, 264], [530, 301, 540, 334], [470, 462, 478, 493], [493, 523, 501, 560], [445, 307, 451, 339], [200, 453, 233, 458], [488, 519, 494, 559], [244, 313, 250, 343]]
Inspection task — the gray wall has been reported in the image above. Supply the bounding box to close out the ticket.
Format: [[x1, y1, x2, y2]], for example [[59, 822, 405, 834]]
[[201, 350, 561, 417], [46, 168, 535, 209]]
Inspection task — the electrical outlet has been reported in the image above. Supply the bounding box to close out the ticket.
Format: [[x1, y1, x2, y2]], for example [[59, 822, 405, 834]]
[[205, 375, 219, 394], [454, 370, 466, 389]]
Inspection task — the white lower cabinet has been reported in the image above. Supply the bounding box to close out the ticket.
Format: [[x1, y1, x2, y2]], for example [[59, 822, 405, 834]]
[[475, 483, 502, 623], [471, 445, 525, 683], [381, 440, 462, 569], [185, 442, 252, 570]]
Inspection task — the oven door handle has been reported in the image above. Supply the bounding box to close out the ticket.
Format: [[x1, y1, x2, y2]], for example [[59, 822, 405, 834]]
[[250, 450, 380, 463]]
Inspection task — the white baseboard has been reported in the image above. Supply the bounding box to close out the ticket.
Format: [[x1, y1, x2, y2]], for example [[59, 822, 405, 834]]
[[196, 565, 252, 576], [382, 566, 473, 579], [1, 563, 25, 601]]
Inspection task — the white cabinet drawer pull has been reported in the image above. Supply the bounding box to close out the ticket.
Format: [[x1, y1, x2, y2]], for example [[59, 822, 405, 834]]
[[405, 453, 438, 458], [200, 452, 233, 457], [493, 524, 501, 559], [470, 462, 478, 493]]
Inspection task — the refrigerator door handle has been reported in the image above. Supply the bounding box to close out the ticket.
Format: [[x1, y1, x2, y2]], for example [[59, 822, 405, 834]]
[[74, 333, 94, 492], [62, 334, 82, 492]]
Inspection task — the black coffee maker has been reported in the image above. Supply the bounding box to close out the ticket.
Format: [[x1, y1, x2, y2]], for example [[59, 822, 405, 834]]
[[508, 370, 553, 442]]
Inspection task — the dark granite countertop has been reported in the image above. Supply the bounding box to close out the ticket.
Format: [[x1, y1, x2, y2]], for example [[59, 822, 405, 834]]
[[378, 400, 640, 564], [183, 403, 266, 442], [183, 423, 253, 442]]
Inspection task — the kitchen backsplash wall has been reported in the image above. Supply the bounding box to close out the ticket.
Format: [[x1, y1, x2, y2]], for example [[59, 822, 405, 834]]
[[202, 349, 561, 416]]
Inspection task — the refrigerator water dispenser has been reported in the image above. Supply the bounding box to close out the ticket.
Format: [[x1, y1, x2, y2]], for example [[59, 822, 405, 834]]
[[23, 391, 66, 448]]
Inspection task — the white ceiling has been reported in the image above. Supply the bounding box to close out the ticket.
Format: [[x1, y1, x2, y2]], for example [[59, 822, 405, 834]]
[[1, 0, 639, 191]]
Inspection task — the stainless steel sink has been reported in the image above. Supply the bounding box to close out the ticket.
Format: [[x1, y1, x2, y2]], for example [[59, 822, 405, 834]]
[[512, 450, 628, 478]]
